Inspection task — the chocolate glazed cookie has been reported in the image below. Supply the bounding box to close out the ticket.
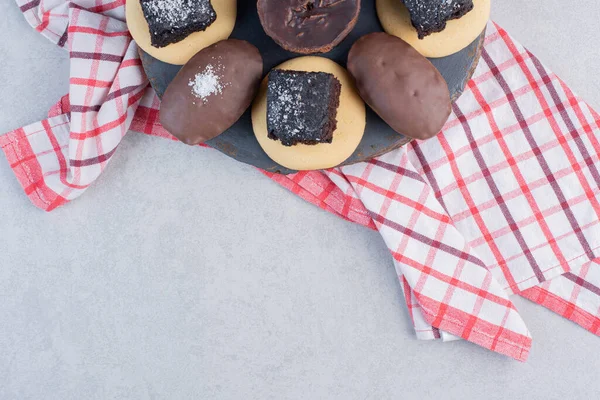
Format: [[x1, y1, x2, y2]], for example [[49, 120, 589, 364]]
[[257, 0, 361, 54], [159, 39, 263, 145], [348, 33, 451, 140]]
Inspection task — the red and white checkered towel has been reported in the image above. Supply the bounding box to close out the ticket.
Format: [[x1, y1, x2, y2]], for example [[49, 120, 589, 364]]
[[3, 0, 600, 361]]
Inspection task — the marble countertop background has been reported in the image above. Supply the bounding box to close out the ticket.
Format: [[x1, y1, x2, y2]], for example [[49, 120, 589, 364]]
[[1, 1, 599, 399]]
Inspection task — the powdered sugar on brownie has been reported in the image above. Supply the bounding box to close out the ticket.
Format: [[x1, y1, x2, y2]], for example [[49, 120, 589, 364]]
[[266, 70, 340, 146], [403, 0, 474, 38], [144, 0, 211, 27], [270, 79, 306, 137]]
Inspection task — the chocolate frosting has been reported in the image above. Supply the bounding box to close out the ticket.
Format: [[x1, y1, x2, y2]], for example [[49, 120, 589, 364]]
[[347, 32, 451, 140], [159, 39, 263, 145], [257, 0, 361, 54]]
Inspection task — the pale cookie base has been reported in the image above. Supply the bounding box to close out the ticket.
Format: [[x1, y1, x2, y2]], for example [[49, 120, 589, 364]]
[[252, 57, 366, 171], [126, 0, 237, 65], [376, 0, 490, 58]]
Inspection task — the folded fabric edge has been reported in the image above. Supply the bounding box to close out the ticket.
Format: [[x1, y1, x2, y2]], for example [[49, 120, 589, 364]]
[[399, 275, 444, 340], [16, 1, 70, 47], [48, 95, 71, 119], [0, 118, 70, 211], [416, 293, 532, 361], [521, 278, 600, 337]]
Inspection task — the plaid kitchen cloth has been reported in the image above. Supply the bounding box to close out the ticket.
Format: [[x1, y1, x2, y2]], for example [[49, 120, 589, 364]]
[[2, 0, 600, 361]]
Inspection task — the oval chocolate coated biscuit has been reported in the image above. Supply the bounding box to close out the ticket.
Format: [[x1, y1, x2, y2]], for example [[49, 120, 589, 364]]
[[347, 32, 451, 140], [160, 39, 263, 145]]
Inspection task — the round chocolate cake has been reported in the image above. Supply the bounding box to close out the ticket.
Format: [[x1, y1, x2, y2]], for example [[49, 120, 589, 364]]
[[257, 0, 361, 54]]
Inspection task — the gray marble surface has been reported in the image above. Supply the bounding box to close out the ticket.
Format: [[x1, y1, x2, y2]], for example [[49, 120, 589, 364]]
[[1, 1, 599, 399]]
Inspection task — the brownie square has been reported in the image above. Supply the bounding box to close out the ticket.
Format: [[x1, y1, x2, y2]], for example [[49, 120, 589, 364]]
[[402, 0, 474, 39], [267, 70, 341, 147], [140, 0, 217, 48]]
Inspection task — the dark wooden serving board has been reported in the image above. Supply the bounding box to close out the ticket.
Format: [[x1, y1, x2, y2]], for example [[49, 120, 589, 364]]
[[140, 0, 484, 174]]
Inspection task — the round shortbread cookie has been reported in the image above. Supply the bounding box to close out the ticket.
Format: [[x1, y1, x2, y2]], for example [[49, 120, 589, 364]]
[[376, 0, 491, 58], [252, 57, 366, 171], [126, 0, 237, 65]]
